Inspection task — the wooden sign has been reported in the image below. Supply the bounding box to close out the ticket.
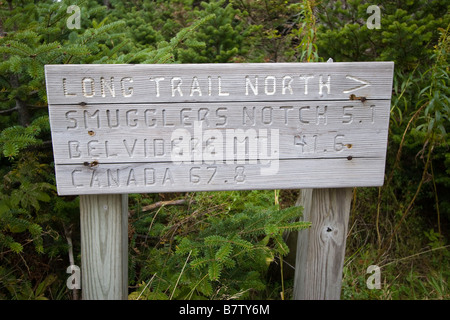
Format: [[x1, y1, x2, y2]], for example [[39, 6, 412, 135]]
[[45, 62, 394, 195]]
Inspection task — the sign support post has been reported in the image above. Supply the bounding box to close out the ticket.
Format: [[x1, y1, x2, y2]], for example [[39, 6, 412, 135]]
[[80, 194, 128, 299], [293, 188, 352, 299]]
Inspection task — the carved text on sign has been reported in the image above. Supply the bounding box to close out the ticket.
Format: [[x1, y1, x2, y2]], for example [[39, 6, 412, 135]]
[[45, 62, 394, 194]]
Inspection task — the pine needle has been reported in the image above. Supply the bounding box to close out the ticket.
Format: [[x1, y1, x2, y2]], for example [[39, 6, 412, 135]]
[[170, 250, 192, 300]]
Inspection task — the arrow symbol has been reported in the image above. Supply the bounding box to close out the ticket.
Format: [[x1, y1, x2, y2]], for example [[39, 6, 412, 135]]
[[343, 75, 371, 93]]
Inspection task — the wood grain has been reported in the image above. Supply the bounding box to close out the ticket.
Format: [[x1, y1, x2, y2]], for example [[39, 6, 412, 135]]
[[45, 62, 394, 104], [45, 62, 393, 195], [55, 158, 384, 195], [80, 194, 128, 299], [293, 188, 352, 300], [48, 100, 389, 164]]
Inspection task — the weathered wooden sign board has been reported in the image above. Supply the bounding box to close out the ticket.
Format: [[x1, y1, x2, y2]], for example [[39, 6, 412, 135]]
[[45, 62, 394, 196]]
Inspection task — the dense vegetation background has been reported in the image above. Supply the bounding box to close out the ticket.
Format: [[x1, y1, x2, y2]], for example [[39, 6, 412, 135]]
[[0, 0, 448, 300]]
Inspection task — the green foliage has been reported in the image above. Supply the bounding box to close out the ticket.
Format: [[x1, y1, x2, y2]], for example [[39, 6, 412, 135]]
[[316, 0, 449, 300], [176, 0, 249, 63], [294, 0, 320, 62], [128, 191, 309, 300], [0, 116, 49, 159], [315, 0, 448, 66], [231, 0, 320, 62], [0, 0, 136, 299], [415, 26, 449, 138], [0, 266, 61, 300], [341, 243, 450, 300], [148, 13, 217, 64]]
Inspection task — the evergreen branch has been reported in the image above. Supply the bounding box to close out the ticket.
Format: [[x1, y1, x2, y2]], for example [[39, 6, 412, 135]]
[[141, 14, 216, 64], [106, 38, 130, 59], [240, 220, 310, 237], [190, 257, 212, 269], [0, 106, 17, 114], [208, 260, 221, 281], [169, 14, 216, 49], [79, 20, 126, 46], [215, 243, 233, 261], [204, 235, 253, 251], [33, 42, 60, 57], [129, 199, 187, 215], [237, 212, 271, 236], [1, 40, 33, 56]]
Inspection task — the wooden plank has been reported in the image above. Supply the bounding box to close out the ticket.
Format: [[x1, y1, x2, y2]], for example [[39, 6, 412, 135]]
[[54, 158, 385, 195], [48, 101, 389, 132], [80, 194, 128, 299], [45, 62, 394, 195], [48, 100, 389, 164], [293, 188, 352, 300], [51, 128, 387, 163], [45, 62, 394, 104]]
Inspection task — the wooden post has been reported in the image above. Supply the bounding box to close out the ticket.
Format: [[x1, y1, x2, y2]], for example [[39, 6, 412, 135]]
[[80, 194, 128, 300], [293, 188, 352, 300]]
